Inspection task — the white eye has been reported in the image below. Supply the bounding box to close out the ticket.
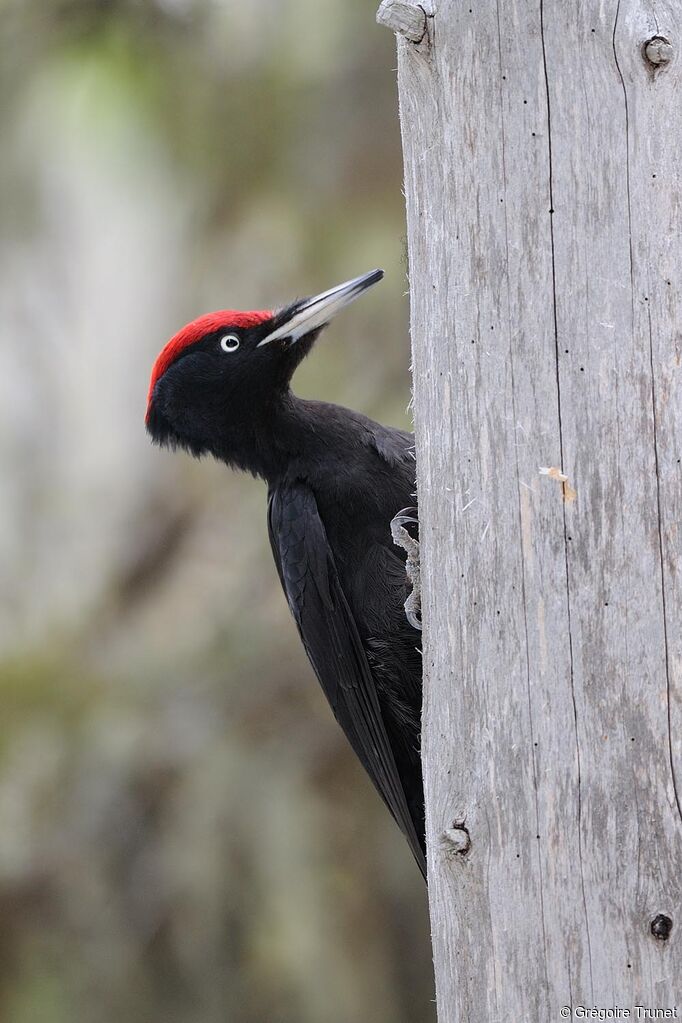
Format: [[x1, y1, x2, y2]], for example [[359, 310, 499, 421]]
[[220, 334, 240, 353]]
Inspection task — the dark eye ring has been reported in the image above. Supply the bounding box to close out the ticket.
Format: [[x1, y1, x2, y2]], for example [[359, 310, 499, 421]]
[[220, 334, 240, 353]]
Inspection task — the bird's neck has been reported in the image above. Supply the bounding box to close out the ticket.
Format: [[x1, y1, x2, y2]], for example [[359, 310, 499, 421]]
[[213, 390, 335, 484]]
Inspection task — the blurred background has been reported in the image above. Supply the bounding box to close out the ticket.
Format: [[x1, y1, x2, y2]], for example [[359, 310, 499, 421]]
[[0, 0, 434, 1020]]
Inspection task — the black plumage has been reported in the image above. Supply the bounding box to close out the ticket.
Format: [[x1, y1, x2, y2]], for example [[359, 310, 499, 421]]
[[146, 270, 425, 878]]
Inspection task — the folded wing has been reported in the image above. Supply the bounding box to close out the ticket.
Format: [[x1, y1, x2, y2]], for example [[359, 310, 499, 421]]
[[267, 480, 426, 878]]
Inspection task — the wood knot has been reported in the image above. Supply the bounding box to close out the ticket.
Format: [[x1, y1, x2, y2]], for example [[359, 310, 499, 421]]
[[376, 0, 429, 44], [650, 914, 673, 941], [441, 820, 471, 857], [644, 36, 674, 67]]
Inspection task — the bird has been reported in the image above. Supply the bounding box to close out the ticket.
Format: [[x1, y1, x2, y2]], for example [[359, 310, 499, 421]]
[[145, 269, 425, 878]]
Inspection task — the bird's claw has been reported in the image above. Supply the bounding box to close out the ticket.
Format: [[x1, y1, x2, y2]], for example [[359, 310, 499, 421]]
[[390, 506, 421, 631]]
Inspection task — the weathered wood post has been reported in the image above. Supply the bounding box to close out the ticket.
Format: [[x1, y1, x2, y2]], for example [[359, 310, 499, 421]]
[[378, 0, 682, 1018]]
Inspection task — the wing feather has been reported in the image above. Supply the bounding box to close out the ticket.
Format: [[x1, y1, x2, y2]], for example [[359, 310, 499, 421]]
[[268, 481, 426, 877]]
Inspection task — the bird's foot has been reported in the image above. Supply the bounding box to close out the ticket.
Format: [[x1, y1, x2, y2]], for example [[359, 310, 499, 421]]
[[390, 507, 421, 631]]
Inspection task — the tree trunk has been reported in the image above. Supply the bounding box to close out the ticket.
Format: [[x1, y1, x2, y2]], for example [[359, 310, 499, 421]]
[[379, 0, 682, 1018]]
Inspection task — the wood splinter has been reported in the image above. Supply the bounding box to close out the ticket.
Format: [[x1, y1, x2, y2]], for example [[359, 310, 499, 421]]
[[539, 465, 577, 503]]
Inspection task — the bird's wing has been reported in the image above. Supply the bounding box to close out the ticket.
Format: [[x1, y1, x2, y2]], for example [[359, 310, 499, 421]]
[[367, 422, 416, 474], [267, 480, 426, 877]]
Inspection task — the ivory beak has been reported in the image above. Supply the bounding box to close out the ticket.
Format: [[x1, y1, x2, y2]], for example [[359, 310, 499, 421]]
[[257, 269, 384, 347]]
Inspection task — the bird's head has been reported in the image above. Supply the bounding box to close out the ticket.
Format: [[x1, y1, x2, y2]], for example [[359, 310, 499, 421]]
[[145, 268, 384, 462]]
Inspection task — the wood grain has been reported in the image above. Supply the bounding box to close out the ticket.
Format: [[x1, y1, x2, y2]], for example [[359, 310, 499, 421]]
[[389, 0, 682, 1017]]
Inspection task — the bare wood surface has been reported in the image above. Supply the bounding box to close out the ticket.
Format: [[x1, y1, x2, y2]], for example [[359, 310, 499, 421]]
[[384, 0, 682, 1017]]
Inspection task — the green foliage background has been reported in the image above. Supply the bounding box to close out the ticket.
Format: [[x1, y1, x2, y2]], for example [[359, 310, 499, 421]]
[[0, 1, 434, 1019]]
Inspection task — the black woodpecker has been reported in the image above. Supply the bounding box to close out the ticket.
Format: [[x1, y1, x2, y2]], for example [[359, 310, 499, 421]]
[[146, 270, 425, 878]]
